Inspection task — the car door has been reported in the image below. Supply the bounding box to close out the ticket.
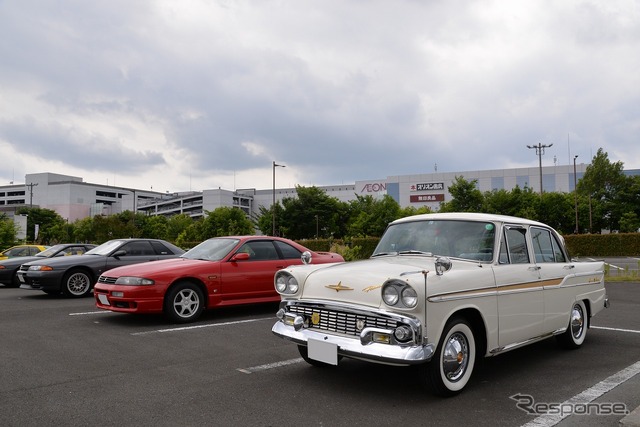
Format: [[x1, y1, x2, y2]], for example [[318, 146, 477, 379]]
[[494, 224, 545, 347], [530, 226, 576, 333], [219, 240, 287, 301]]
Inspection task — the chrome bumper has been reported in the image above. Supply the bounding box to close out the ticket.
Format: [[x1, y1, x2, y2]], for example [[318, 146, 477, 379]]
[[272, 321, 435, 366]]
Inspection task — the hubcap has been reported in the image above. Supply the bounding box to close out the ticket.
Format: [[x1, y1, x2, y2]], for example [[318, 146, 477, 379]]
[[570, 304, 584, 339], [173, 289, 200, 318], [68, 274, 89, 295], [442, 331, 469, 382]]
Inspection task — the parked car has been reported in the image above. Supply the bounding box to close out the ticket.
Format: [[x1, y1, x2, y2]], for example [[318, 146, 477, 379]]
[[0, 245, 49, 260], [271, 213, 609, 396], [18, 239, 185, 297], [0, 243, 96, 288], [94, 236, 345, 323]]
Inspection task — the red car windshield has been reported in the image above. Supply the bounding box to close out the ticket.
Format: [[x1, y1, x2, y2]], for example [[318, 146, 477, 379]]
[[182, 238, 240, 261]]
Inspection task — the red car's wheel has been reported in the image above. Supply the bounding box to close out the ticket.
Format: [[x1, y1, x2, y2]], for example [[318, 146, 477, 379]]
[[164, 282, 205, 323]]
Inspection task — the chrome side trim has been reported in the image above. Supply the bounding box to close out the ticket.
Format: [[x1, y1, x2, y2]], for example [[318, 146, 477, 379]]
[[489, 331, 559, 355]]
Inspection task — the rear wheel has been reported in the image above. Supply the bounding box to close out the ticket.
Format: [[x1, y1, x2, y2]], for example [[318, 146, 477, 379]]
[[556, 300, 588, 349], [423, 317, 476, 397], [62, 269, 93, 297], [164, 282, 205, 323]]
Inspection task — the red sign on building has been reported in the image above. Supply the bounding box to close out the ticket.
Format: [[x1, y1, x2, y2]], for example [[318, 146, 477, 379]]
[[410, 194, 444, 203]]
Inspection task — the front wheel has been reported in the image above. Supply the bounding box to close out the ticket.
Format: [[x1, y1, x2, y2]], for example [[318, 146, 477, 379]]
[[164, 282, 205, 323], [556, 300, 588, 349], [62, 269, 93, 297], [423, 317, 476, 397]]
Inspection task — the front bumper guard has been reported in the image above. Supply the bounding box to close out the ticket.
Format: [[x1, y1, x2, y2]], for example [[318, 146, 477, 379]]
[[272, 320, 435, 366]]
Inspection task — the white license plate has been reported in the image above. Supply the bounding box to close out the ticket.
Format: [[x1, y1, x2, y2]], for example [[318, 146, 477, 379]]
[[97, 294, 110, 306], [307, 338, 338, 365], [17, 274, 25, 283]]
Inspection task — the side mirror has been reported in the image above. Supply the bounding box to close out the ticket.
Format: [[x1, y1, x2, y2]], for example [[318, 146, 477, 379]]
[[231, 252, 250, 261], [301, 251, 312, 265], [112, 250, 127, 258]]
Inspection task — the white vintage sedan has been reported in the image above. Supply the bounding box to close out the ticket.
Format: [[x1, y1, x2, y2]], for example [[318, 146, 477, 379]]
[[272, 213, 609, 396]]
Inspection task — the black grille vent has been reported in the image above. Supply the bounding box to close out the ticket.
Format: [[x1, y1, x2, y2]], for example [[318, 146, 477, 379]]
[[98, 276, 117, 284]]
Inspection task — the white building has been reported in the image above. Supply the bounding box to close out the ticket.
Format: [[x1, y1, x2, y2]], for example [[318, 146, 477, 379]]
[[2, 164, 637, 224]]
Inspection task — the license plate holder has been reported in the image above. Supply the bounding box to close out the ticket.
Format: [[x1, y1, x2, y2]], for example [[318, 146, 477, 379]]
[[307, 338, 338, 365], [97, 294, 110, 306]]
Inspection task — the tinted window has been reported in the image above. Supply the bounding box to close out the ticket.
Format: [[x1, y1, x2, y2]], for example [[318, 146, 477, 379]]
[[120, 241, 155, 256], [275, 241, 302, 259], [150, 241, 173, 255], [240, 241, 279, 260]]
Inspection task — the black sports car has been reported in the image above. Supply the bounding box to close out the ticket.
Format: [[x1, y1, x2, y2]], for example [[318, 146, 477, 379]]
[[18, 239, 185, 297], [0, 243, 96, 288]]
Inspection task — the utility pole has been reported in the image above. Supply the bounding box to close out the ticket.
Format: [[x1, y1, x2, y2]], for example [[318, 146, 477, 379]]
[[526, 143, 553, 194], [26, 182, 38, 208]]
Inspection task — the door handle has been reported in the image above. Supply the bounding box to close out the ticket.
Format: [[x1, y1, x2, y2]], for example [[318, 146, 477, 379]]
[[528, 266, 541, 271], [563, 265, 575, 269]]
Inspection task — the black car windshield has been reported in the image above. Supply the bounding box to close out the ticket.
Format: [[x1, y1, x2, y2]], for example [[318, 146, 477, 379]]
[[182, 238, 240, 261], [373, 220, 496, 262], [35, 245, 66, 257], [84, 240, 124, 256]]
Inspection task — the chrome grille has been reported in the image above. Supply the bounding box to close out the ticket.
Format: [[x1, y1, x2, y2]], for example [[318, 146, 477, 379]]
[[97, 276, 117, 284], [288, 304, 399, 336]]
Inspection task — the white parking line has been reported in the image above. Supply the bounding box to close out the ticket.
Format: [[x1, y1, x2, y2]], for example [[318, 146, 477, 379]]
[[131, 317, 274, 335], [237, 358, 304, 374], [69, 310, 106, 316], [520, 361, 640, 427], [592, 326, 640, 334]]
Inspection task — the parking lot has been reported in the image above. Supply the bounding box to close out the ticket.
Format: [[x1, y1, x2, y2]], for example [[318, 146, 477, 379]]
[[0, 280, 638, 427]]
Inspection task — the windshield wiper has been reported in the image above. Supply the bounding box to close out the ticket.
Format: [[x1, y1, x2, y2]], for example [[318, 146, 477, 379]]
[[371, 251, 398, 257], [398, 250, 433, 256]]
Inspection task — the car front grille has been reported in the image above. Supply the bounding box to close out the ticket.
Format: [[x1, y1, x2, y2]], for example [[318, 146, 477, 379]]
[[287, 304, 400, 337], [97, 276, 117, 285]]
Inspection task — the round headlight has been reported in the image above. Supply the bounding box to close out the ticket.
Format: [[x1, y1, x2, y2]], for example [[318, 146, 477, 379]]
[[401, 286, 418, 308], [382, 285, 399, 306], [275, 273, 299, 294]]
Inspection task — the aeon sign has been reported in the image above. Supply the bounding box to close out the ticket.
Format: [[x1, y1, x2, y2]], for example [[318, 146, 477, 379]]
[[360, 182, 387, 193]]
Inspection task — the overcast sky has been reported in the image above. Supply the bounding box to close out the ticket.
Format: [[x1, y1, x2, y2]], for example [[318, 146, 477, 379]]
[[1, 0, 638, 194]]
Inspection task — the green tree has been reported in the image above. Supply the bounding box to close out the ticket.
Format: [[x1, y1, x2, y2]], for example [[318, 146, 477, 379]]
[[15, 207, 67, 244], [0, 214, 18, 248], [200, 207, 254, 238], [439, 176, 483, 212], [577, 148, 627, 232], [142, 215, 169, 240], [279, 186, 347, 240], [166, 214, 195, 242], [256, 203, 285, 236], [347, 194, 401, 237]]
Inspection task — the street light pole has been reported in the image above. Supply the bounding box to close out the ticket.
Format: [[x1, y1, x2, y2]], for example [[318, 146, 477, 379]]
[[272, 161, 285, 236], [526, 143, 553, 194], [573, 155, 579, 233]]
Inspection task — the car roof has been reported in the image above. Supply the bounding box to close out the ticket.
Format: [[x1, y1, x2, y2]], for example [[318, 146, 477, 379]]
[[390, 212, 549, 228]]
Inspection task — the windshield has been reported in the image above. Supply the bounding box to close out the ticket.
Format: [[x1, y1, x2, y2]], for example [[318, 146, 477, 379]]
[[84, 240, 124, 256], [35, 245, 66, 257], [373, 219, 496, 261], [182, 238, 240, 261]]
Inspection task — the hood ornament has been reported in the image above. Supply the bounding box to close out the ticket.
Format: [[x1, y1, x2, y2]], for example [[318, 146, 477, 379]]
[[325, 281, 353, 292]]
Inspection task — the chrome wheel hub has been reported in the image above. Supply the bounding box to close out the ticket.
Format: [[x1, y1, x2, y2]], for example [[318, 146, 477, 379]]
[[442, 332, 469, 382]]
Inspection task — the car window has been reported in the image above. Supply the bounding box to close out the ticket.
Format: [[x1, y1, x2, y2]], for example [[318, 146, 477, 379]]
[[531, 227, 557, 263], [150, 241, 173, 255], [240, 241, 280, 261], [503, 227, 530, 264], [275, 241, 302, 259], [120, 241, 155, 256]]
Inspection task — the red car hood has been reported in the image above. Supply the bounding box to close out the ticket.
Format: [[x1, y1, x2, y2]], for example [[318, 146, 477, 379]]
[[104, 257, 208, 278]]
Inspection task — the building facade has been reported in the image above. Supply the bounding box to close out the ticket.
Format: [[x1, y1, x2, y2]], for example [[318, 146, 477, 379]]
[[2, 164, 638, 225]]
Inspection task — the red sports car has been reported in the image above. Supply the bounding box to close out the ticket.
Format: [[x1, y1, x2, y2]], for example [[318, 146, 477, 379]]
[[94, 236, 344, 323]]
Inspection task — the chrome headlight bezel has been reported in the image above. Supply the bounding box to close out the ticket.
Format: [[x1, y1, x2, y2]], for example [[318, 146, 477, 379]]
[[114, 276, 155, 286], [382, 279, 418, 309], [275, 271, 299, 295]]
